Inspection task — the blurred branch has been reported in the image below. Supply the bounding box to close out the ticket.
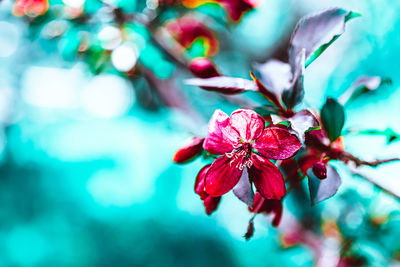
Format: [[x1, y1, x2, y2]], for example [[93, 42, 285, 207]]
[[348, 166, 400, 200], [339, 151, 400, 167]]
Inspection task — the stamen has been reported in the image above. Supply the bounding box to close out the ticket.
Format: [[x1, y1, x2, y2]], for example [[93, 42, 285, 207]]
[[225, 148, 237, 158], [246, 159, 253, 168]]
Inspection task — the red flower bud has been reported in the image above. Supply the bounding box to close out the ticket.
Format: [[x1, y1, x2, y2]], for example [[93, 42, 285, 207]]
[[173, 137, 204, 164], [312, 161, 327, 180], [189, 58, 220, 78], [244, 219, 255, 240]]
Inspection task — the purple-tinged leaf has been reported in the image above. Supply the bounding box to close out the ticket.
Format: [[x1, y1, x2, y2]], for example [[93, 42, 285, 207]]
[[307, 165, 341, 205], [250, 72, 284, 109], [253, 59, 292, 96], [282, 49, 305, 109], [288, 110, 319, 143], [233, 168, 255, 207], [339, 76, 392, 105], [185, 76, 257, 95], [271, 109, 319, 143], [289, 8, 360, 69]]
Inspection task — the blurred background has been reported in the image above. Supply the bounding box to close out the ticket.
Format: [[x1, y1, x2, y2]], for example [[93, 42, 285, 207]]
[[0, 0, 400, 266]]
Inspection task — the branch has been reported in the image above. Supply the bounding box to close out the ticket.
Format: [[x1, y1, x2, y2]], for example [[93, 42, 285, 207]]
[[339, 151, 400, 167], [348, 166, 400, 200]]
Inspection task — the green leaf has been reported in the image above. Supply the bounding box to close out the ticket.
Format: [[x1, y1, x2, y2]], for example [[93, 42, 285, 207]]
[[321, 98, 345, 142], [305, 126, 321, 133], [340, 76, 392, 105], [277, 121, 290, 127], [253, 106, 277, 117], [356, 128, 400, 144]]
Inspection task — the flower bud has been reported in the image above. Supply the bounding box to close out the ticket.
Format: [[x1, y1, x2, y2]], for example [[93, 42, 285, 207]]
[[173, 137, 204, 164], [189, 58, 220, 78], [312, 161, 327, 180], [244, 219, 255, 240]]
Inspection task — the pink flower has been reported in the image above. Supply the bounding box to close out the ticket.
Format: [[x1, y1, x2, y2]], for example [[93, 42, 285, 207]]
[[202, 109, 301, 199]]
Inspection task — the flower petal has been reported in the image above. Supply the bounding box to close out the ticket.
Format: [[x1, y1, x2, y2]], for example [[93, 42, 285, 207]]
[[203, 196, 221, 215], [194, 164, 211, 200], [230, 109, 265, 142], [253, 127, 301, 160], [249, 154, 286, 199], [203, 109, 241, 155], [205, 155, 244, 196]]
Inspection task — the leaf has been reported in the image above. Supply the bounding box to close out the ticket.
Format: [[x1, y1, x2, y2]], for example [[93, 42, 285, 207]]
[[185, 76, 257, 95], [271, 110, 319, 144], [250, 72, 282, 108], [321, 98, 345, 142], [253, 106, 277, 117], [282, 49, 305, 109], [253, 59, 292, 96], [289, 8, 360, 69], [291, 110, 320, 143], [356, 128, 400, 144], [233, 168, 255, 207], [339, 76, 392, 105], [307, 165, 341, 205]]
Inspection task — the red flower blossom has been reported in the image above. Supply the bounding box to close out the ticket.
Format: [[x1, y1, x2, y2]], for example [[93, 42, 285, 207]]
[[165, 16, 219, 57], [181, 0, 260, 22], [202, 109, 301, 199]]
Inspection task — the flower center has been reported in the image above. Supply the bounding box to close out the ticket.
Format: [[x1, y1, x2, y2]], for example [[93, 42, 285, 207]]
[[225, 143, 253, 170]]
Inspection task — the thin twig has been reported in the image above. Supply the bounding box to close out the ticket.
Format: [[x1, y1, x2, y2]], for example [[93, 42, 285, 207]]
[[339, 151, 400, 167], [348, 167, 400, 200]]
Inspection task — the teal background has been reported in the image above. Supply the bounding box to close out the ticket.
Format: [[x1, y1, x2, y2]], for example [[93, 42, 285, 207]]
[[0, 0, 399, 266]]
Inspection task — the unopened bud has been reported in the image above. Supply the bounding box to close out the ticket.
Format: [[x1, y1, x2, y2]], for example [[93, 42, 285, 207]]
[[244, 219, 255, 240], [173, 137, 204, 164], [189, 58, 220, 78], [312, 161, 327, 180]]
